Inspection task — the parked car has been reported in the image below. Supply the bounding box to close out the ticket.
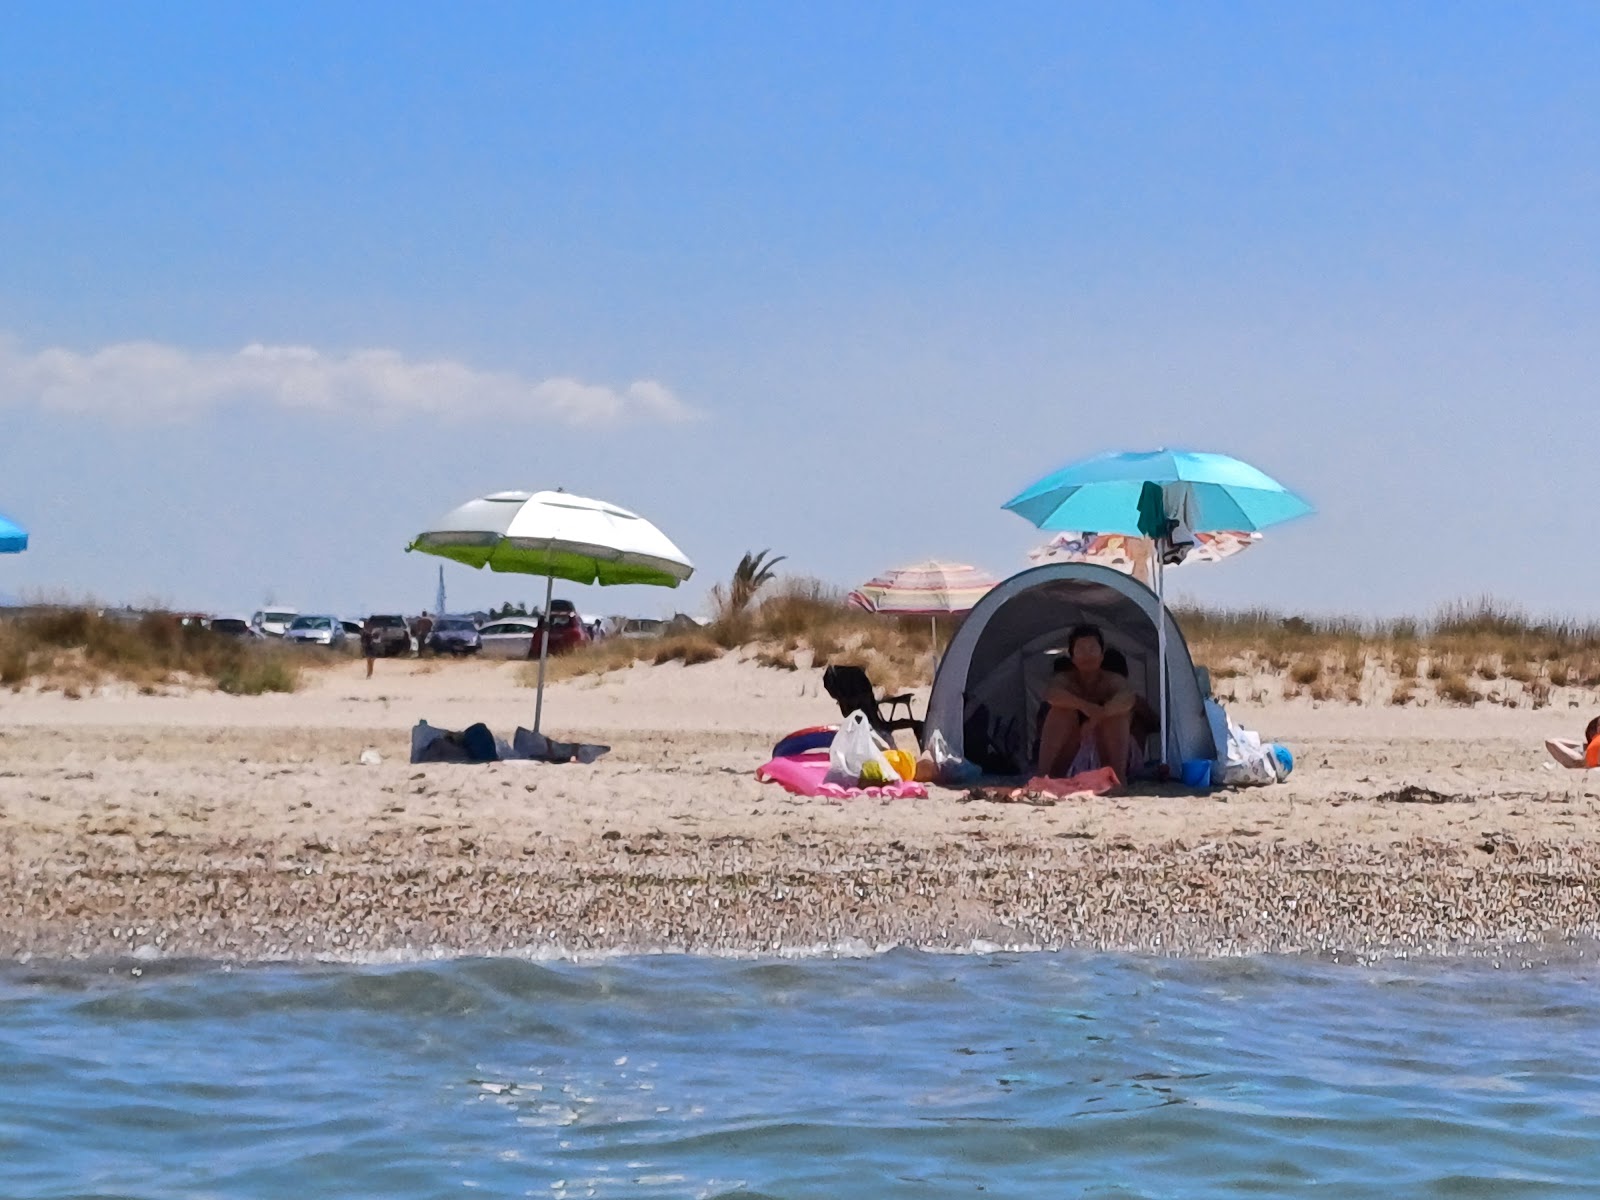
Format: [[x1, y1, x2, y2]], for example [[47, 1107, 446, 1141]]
[[614, 617, 666, 639], [427, 615, 482, 656], [208, 615, 263, 639], [538, 599, 591, 656], [282, 614, 346, 648], [339, 619, 364, 639], [361, 614, 412, 657], [251, 608, 299, 637], [477, 618, 542, 659]]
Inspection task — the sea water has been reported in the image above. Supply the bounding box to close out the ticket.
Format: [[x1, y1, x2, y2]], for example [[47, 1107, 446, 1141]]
[[4, 948, 1600, 1198]]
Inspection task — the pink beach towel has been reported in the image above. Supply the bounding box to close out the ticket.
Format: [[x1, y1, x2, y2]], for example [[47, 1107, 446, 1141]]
[[756, 751, 928, 799], [1019, 766, 1121, 799]]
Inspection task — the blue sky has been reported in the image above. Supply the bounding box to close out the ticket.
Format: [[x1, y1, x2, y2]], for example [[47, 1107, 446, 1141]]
[[2, 3, 1597, 620]]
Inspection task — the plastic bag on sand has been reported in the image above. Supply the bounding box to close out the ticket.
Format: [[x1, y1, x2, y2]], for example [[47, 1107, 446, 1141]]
[[1222, 720, 1286, 787], [915, 729, 981, 786], [826, 711, 900, 788]]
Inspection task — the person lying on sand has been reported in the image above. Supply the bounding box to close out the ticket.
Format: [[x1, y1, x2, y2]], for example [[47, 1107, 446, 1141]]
[[1546, 716, 1600, 769], [1037, 624, 1136, 782]]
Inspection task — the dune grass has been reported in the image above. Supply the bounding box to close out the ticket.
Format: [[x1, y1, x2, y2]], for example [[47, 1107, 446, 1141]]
[[1181, 598, 1600, 708], [0, 608, 304, 695]]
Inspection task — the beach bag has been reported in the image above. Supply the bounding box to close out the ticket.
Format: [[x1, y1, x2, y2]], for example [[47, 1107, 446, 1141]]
[[916, 729, 980, 786], [461, 722, 500, 762], [826, 711, 899, 788], [1222, 720, 1279, 786]]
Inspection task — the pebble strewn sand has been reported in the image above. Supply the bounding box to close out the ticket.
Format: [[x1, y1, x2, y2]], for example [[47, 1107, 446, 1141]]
[[3, 658, 1599, 960], [6, 833, 1599, 961]]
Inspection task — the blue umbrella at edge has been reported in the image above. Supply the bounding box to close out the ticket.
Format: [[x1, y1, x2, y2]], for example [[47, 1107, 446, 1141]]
[[0, 513, 28, 554]]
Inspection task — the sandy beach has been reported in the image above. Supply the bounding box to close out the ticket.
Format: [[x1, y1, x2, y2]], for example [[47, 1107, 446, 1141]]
[[3, 655, 1599, 961]]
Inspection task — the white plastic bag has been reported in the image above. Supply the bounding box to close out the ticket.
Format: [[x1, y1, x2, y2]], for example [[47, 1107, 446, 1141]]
[[1222, 720, 1280, 787], [916, 729, 981, 786], [826, 711, 900, 787]]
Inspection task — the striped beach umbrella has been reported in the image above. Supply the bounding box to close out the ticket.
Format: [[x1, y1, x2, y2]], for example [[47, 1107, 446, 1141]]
[[849, 560, 1000, 656], [848, 560, 1000, 616]]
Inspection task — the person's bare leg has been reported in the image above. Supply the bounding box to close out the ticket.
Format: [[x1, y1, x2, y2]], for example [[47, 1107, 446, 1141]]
[[1037, 707, 1083, 777], [365, 653, 375, 679], [1093, 710, 1134, 783]]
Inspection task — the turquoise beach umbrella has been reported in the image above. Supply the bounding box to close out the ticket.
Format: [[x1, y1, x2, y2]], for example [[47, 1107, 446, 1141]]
[[1002, 449, 1312, 535], [1003, 449, 1311, 771], [0, 513, 28, 554]]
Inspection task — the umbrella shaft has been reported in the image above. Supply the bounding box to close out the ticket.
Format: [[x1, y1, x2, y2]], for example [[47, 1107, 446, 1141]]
[[533, 573, 555, 734]]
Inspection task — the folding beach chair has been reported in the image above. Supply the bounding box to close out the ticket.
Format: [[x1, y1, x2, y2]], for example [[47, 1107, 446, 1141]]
[[822, 664, 924, 745]]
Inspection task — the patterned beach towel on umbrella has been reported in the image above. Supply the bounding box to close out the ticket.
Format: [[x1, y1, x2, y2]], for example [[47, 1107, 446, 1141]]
[[756, 751, 928, 799]]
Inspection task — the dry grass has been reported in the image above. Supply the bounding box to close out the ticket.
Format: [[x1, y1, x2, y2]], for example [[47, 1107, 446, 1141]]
[[1435, 672, 1479, 706], [0, 609, 303, 694], [1289, 657, 1322, 686], [1181, 597, 1600, 709]]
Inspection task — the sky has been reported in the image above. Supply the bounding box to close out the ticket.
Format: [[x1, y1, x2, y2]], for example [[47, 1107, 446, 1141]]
[[1, 3, 1597, 622]]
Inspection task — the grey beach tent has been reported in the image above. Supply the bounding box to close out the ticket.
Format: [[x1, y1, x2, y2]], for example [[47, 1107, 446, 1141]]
[[923, 563, 1218, 776]]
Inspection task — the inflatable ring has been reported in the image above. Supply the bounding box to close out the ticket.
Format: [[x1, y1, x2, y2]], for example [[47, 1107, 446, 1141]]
[[772, 725, 837, 759]]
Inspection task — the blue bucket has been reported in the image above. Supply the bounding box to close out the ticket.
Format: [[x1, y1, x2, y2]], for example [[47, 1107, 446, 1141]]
[[1179, 759, 1213, 789]]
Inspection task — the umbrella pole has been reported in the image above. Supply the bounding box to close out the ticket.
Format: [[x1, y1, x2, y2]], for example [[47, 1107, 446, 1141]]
[[930, 615, 938, 661], [533, 572, 555, 734], [1154, 543, 1170, 774]]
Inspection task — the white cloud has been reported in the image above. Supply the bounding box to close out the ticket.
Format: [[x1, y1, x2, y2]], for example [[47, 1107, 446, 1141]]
[[0, 335, 702, 425]]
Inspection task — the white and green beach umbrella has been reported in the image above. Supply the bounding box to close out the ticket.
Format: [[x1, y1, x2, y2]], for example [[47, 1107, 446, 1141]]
[[409, 489, 694, 732], [409, 489, 694, 588]]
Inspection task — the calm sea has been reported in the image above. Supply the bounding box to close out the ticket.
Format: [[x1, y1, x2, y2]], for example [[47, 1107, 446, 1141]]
[[4, 947, 1600, 1198]]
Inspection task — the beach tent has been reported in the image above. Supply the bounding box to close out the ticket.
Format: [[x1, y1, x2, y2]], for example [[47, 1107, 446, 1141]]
[[923, 562, 1217, 776]]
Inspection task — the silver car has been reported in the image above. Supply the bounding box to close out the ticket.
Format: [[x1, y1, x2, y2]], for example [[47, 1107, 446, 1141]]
[[282, 615, 347, 648], [477, 618, 541, 659]]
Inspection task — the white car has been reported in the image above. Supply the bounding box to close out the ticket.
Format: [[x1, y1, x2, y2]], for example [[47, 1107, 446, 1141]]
[[477, 618, 541, 659], [251, 608, 299, 637], [282, 614, 347, 648]]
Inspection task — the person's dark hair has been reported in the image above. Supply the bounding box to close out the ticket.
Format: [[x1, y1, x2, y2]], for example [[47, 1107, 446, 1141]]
[[1586, 715, 1600, 744], [1102, 646, 1129, 677], [1065, 624, 1104, 654]]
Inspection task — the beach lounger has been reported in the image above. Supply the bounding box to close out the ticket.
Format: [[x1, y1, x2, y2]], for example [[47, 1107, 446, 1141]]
[[822, 664, 924, 746]]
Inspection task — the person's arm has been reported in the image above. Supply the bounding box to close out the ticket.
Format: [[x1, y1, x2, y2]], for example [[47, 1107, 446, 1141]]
[[1099, 678, 1136, 717], [1045, 679, 1102, 721], [1044, 679, 1088, 712]]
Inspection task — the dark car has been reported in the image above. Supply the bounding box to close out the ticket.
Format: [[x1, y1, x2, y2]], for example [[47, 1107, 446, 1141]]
[[427, 615, 482, 656], [362, 614, 412, 657], [536, 599, 591, 657], [208, 615, 263, 639]]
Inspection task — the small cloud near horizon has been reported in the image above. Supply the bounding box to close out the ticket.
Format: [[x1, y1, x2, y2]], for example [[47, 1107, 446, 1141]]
[[0, 334, 702, 425]]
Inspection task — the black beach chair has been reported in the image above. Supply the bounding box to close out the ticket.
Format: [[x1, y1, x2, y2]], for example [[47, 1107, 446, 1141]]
[[822, 664, 924, 745]]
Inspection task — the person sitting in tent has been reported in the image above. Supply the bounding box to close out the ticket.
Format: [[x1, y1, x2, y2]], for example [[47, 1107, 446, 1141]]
[[1546, 716, 1600, 769], [1037, 624, 1137, 782]]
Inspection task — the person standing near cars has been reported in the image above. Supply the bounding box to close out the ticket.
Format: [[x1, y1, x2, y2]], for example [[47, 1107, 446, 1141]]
[[412, 611, 434, 657], [360, 619, 380, 678]]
